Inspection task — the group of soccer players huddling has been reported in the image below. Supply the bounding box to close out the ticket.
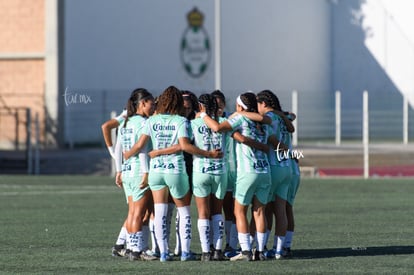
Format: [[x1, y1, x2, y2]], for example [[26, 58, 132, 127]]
[[101, 86, 301, 262]]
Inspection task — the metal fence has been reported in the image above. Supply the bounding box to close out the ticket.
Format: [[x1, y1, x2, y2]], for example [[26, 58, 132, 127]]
[[60, 88, 414, 146], [0, 107, 40, 174], [2, 89, 414, 150]]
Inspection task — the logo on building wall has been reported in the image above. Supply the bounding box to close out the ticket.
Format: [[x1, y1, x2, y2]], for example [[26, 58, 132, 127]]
[[181, 7, 211, 78]]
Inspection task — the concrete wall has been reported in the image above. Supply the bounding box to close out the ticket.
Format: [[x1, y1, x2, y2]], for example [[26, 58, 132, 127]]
[[62, 0, 332, 144], [331, 0, 414, 139]]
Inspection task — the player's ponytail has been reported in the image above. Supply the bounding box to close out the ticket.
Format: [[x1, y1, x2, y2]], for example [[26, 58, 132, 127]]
[[124, 88, 152, 127]]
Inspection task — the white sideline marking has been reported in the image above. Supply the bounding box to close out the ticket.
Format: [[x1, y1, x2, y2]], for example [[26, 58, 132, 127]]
[[0, 190, 116, 196], [0, 185, 118, 196], [0, 184, 114, 189]]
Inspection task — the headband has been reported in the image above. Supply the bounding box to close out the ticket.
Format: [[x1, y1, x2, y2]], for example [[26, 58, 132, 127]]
[[237, 95, 248, 110]]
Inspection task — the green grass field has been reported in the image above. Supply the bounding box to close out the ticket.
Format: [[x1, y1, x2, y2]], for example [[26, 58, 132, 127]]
[[0, 176, 413, 274]]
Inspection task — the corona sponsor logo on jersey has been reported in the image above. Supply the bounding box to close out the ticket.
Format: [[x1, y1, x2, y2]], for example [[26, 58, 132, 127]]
[[198, 125, 212, 135], [153, 123, 176, 131], [180, 7, 210, 78]]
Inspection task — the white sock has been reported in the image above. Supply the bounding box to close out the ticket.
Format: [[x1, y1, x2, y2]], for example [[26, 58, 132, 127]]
[[174, 211, 181, 254], [256, 231, 266, 252], [229, 223, 238, 249], [275, 235, 285, 253], [129, 231, 143, 252], [127, 232, 132, 251], [225, 220, 232, 245], [136, 231, 144, 252], [115, 226, 127, 246], [149, 219, 158, 252], [284, 231, 294, 248], [238, 232, 251, 252], [197, 219, 210, 253], [212, 214, 224, 251], [154, 203, 168, 254], [177, 206, 192, 254], [142, 225, 149, 250], [126, 232, 131, 250]]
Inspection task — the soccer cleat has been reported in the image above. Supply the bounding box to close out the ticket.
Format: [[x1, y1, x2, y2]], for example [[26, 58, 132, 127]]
[[124, 249, 132, 258], [140, 251, 158, 261], [212, 249, 224, 261], [283, 247, 293, 258], [201, 252, 211, 262], [181, 251, 196, 261], [275, 250, 284, 260], [224, 248, 240, 259], [255, 251, 267, 261], [174, 245, 181, 256], [129, 251, 141, 261], [263, 248, 275, 259], [160, 252, 172, 262], [229, 251, 252, 261], [251, 248, 257, 260], [145, 249, 160, 258], [111, 245, 127, 257]]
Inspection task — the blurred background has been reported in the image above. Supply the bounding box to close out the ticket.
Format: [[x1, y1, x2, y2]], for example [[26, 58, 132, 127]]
[[1, 0, 414, 176]]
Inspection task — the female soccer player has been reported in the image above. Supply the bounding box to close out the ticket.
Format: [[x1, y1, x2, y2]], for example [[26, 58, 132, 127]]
[[256, 90, 293, 260], [201, 92, 271, 261], [190, 94, 228, 261], [211, 90, 239, 256], [124, 86, 222, 262], [113, 88, 157, 261], [172, 90, 199, 257], [284, 112, 300, 258]]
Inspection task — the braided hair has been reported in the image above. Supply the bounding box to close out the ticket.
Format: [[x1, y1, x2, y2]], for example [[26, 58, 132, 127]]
[[256, 90, 282, 112], [156, 86, 183, 115], [124, 88, 153, 128], [198, 93, 219, 122]]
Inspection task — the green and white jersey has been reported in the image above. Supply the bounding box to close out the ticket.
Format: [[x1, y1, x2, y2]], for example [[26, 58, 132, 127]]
[[119, 115, 150, 177], [190, 117, 227, 174], [227, 114, 270, 174], [143, 114, 188, 174], [265, 111, 290, 167]]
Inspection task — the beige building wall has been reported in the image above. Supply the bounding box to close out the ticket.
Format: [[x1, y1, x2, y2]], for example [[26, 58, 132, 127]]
[[0, 0, 46, 149]]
